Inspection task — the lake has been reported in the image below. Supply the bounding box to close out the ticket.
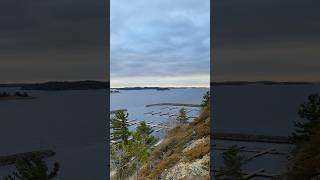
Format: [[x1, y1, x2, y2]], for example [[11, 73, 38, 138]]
[[213, 84, 320, 136], [110, 88, 209, 135], [212, 84, 320, 179], [0, 88, 108, 179], [2, 84, 317, 179], [0, 87, 208, 179]]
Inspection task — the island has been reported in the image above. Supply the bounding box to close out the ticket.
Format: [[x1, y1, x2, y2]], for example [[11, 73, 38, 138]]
[[0, 91, 34, 101], [0, 150, 55, 167]]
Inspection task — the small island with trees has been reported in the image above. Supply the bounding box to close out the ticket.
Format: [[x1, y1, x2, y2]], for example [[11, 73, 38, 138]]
[[0, 91, 34, 101]]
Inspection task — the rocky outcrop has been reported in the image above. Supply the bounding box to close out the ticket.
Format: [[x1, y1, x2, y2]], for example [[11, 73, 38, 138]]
[[160, 154, 210, 180]]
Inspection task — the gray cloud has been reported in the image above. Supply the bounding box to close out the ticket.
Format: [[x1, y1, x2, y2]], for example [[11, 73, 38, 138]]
[[214, 0, 320, 81], [0, 0, 107, 83], [111, 0, 210, 87]]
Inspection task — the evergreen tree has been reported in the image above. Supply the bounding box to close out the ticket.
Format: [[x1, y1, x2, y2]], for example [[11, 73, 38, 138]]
[[135, 121, 158, 148], [291, 93, 320, 144], [201, 91, 210, 108], [3, 155, 59, 180], [220, 145, 246, 179], [177, 108, 188, 124], [110, 111, 133, 179], [111, 111, 131, 145], [111, 114, 159, 179], [128, 122, 158, 178], [128, 122, 158, 161]]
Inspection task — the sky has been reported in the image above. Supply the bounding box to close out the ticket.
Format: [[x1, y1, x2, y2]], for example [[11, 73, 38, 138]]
[[214, 0, 320, 82], [0, 0, 107, 83], [2, 1, 316, 85], [110, 0, 210, 87]]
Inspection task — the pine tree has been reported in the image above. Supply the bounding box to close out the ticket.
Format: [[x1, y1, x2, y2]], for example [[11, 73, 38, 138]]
[[220, 145, 246, 179], [110, 111, 134, 179], [201, 91, 210, 108], [128, 122, 158, 178], [177, 108, 188, 124], [135, 121, 158, 148], [111, 111, 131, 145], [3, 155, 59, 180], [291, 93, 320, 144]]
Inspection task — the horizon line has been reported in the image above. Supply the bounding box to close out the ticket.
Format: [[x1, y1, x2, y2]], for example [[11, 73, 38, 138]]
[[110, 86, 210, 88]]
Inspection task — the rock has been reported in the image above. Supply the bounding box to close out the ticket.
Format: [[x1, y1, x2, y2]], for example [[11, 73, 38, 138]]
[[160, 154, 210, 180], [182, 137, 210, 153]]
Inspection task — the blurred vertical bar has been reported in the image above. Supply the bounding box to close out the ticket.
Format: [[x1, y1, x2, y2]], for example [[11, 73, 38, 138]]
[[106, 0, 111, 177], [210, 0, 215, 178]]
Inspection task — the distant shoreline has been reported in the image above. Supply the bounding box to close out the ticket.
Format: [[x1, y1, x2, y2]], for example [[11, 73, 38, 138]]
[[111, 87, 209, 90], [2, 80, 319, 91], [211, 81, 320, 86], [1, 81, 209, 91]]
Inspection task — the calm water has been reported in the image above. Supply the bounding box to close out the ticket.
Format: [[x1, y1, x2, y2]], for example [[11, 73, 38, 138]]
[[213, 84, 320, 179], [110, 88, 209, 133], [2, 85, 318, 179], [0, 88, 108, 179], [213, 84, 320, 136], [0, 87, 208, 179]]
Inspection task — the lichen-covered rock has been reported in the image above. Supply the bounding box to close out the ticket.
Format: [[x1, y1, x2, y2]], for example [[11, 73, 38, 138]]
[[182, 137, 210, 153], [160, 154, 210, 180]]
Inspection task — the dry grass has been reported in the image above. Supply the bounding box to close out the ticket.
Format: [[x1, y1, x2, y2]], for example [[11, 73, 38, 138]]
[[183, 142, 210, 162], [139, 106, 210, 179], [147, 153, 181, 179]]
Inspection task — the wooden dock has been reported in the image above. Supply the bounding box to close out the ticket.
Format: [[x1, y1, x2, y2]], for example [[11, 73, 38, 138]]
[[110, 109, 127, 114], [245, 148, 276, 161], [212, 146, 288, 155], [146, 103, 202, 108], [215, 168, 277, 178], [213, 132, 292, 144], [127, 119, 170, 129]]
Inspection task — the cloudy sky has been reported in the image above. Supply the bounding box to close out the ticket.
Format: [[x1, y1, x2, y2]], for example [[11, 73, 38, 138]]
[[110, 0, 210, 87], [214, 0, 320, 82], [0, 0, 107, 83]]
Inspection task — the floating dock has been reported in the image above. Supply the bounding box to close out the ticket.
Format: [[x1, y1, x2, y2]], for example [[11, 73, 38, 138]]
[[213, 132, 292, 144], [110, 109, 128, 114], [146, 103, 202, 108]]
